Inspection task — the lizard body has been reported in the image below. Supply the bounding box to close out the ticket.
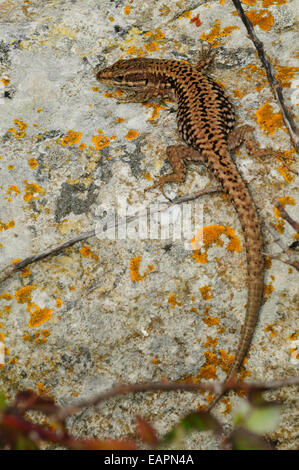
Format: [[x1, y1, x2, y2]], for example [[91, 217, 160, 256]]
[[96, 55, 272, 409]]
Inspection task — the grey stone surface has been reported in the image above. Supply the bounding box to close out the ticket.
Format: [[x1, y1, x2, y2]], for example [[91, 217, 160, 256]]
[[0, 0, 298, 449]]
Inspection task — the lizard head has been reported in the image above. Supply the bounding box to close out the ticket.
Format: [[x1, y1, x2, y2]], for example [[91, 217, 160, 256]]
[[96, 59, 150, 88]]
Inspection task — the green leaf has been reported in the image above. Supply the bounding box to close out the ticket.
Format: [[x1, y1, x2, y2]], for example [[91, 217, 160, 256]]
[[244, 406, 281, 434], [230, 428, 272, 450], [0, 392, 6, 410], [158, 412, 219, 448]]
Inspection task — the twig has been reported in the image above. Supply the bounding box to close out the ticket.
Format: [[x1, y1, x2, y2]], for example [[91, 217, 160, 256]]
[[56, 376, 299, 420], [0, 186, 221, 286], [231, 0, 299, 153], [275, 201, 299, 233], [263, 253, 299, 272]]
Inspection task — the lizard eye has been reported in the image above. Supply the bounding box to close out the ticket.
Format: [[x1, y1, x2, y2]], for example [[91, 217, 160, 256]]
[[114, 75, 124, 82]]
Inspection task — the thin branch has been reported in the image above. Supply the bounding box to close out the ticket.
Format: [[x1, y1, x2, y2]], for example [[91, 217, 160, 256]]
[[0, 186, 221, 286], [56, 376, 299, 420], [275, 201, 299, 234], [231, 0, 299, 153]]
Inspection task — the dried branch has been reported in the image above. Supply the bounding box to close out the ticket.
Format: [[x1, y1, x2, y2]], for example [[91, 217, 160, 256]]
[[0, 186, 221, 286], [274, 201, 299, 234], [56, 376, 299, 420], [231, 0, 299, 153]]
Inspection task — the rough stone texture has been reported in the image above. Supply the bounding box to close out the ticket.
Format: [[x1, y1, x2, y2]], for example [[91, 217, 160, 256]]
[[0, 0, 298, 449]]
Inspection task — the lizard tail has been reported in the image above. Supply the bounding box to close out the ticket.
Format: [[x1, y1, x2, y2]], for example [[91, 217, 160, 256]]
[[204, 149, 264, 412]]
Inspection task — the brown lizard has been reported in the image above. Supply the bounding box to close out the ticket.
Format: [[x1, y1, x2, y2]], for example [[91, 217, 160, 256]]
[[96, 50, 278, 410]]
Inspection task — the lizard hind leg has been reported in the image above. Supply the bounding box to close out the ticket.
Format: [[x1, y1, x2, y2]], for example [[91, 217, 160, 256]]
[[145, 144, 206, 196]]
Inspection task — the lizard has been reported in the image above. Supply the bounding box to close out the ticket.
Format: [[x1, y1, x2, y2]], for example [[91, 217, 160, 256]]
[[96, 48, 278, 410]]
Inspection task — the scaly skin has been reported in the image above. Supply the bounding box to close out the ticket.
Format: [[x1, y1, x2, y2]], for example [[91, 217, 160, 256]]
[[96, 57, 265, 409]]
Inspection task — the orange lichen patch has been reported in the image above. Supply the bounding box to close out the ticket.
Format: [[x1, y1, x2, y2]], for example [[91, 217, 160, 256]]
[[10, 259, 21, 264], [144, 41, 160, 53], [200, 19, 239, 46], [168, 294, 183, 309], [125, 129, 139, 140], [91, 86, 100, 92], [116, 117, 125, 123], [37, 108, 43, 113], [274, 218, 285, 234], [15, 286, 37, 304], [204, 336, 218, 348], [178, 10, 193, 20], [225, 227, 242, 252], [0, 219, 15, 231], [1, 78, 10, 85], [35, 329, 50, 344], [0, 293, 13, 301], [278, 165, 293, 184], [91, 130, 116, 150], [23, 180, 43, 202], [152, 357, 158, 364], [246, 9, 274, 31], [143, 28, 165, 41], [79, 245, 99, 261], [264, 256, 272, 270], [219, 349, 235, 373], [192, 251, 207, 264], [190, 14, 202, 27], [274, 196, 295, 218], [109, 16, 114, 22], [202, 315, 220, 326], [199, 364, 217, 380], [28, 306, 53, 328], [289, 330, 299, 341], [200, 285, 212, 301], [124, 45, 145, 57], [143, 172, 152, 181], [6, 184, 20, 196], [21, 267, 31, 278], [61, 130, 82, 146], [124, 5, 130, 15], [264, 283, 274, 295], [8, 119, 28, 139], [262, 0, 287, 6], [233, 88, 243, 98], [130, 256, 147, 282], [256, 102, 283, 135], [56, 298, 63, 308], [192, 224, 242, 263], [276, 66, 299, 88], [147, 264, 154, 272], [242, 0, 257, 5], [143, 103, 167, 120], [265, 322, 277, 339], [221, 398, 233, 415], [27, 158, 38, 169], [78, 143, 87, 150]]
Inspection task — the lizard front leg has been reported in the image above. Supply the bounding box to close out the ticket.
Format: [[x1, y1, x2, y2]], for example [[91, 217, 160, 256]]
[[228, 124, 282, 159], [145, 144, 207, 195]]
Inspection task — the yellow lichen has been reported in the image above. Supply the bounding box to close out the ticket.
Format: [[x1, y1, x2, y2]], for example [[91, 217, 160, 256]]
[[28, 306, 53, 328], [191, 224, 242, 263], [28, 158, 39, 169], [23, 180, 43, 202], [125, 129, 139, 140], [130, 256, 147, 282], [6, 184, 20, 196], [256, 102, 283, 135], [246, 9, 274, 31], [7, 119, 28, 139], [61, 130, 82, 146], [91, 130, 116, 150], [200, 285, 213, 301], [15, 286, 37, 304], [200, 19, 239, 46], [168, 294, 183, 309]]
